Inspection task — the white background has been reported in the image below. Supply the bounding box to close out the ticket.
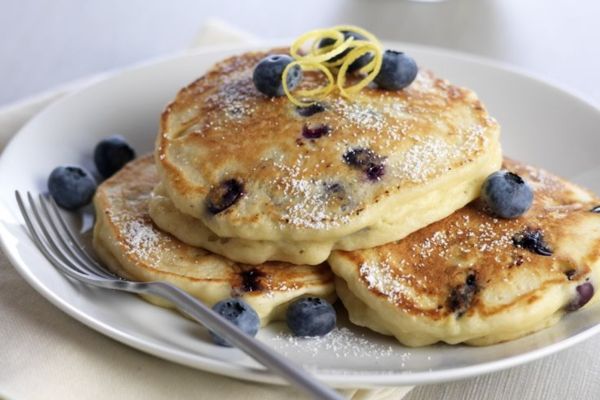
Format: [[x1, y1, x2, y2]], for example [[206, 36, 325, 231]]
[[1, 0, 600, 398]]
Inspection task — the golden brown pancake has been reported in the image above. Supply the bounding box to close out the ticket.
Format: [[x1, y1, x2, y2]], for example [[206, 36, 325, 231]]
[[155, 48, 502, 262], [329, 159, 600, 346], [149, 182, 334, 265], [92, 155, 335, 325]]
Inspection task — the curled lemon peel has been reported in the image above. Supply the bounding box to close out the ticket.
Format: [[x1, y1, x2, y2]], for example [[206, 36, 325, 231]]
[[333, 25, 382, 47], [290, 29, 353, 64], [282, 25, 383, 105], [337, 42, 383, 97], [282, 60, 335, 107]]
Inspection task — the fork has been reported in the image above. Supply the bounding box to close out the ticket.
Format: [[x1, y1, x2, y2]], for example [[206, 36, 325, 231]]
[[15, 191, 345, 400]]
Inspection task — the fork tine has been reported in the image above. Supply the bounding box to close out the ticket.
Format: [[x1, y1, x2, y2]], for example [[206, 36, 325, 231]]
[[47, 195, 113, 272], [39, 194, 114, 279], [36, 194, 100, 277], [24, 192, 89, 277], [17, 191, 126, 290], [16, 191, 92, 282]]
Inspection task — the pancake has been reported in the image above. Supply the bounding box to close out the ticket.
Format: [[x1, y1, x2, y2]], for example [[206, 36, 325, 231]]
[[155, 48, 502, 254], [149, 183, 333, 265], [92, 155, 335, 325], [329, 159, 600, 346]]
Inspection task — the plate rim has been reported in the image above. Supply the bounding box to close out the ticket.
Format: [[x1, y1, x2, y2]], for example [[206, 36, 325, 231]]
[[2, 42, 600, 388]]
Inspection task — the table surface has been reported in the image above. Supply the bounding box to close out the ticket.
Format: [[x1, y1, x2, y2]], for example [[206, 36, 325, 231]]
[[2, 0, 600, 399]]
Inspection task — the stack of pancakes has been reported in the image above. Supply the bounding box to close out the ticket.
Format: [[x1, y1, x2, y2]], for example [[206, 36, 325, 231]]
[[93, 49, 600, 346]]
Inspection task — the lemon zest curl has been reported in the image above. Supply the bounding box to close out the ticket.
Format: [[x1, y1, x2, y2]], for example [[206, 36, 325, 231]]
[[282, 25, 383, 105]]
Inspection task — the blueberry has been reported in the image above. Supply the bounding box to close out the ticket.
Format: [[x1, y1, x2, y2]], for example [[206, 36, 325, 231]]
[[365, 164, 385, 181], [481, 170, 533, 219], [253, 54, 302, 97], [566, 282, 594, 311], [209, 298, 260, 347], [342, 148, 386, 181], [324, 182, 345, 200], [296, 103, 325, 117], [318, 31, 373, 72], [512, 229, 552, 256], [374, 50, 418, 91], [565, 269, 577, 281], [323, 182, 351, 210], [94, 135, 136, 178], [447, 272, 478, 317], [48, 166, 97, 210], [286, 297, 336, 337], [206, 179, 244, 214], [240, 268, 264, 292], [302, 123, 331, 139], [343, 148, 381, 168]]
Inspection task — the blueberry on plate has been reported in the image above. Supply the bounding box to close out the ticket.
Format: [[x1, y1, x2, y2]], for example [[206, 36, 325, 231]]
[[210, 298, 260, 347], [481, 170, 533, 219], [318, 31, 373, 72], [374, 50, 418, 91], [566, 282, 594, 311], [286, 297, 336, 337], [94, 135, 136, 178], [48, 166, 97, 210], [253, 54, 302, 97]]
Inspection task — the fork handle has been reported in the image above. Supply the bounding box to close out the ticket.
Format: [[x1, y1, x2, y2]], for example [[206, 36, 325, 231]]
[[134, 281, 344, 400]]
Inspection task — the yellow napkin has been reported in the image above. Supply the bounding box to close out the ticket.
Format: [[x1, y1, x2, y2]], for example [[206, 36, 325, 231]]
[[0, 18, 413, 400]]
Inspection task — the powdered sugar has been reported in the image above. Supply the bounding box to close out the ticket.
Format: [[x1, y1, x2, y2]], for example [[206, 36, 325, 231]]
[[270, 327, 401, 361], [272, 153, 352, 230], [108, 189, 164, 262], [325, 97, 407, 145], [389, 124, 487, 184], [122, 219, 161, 260], [359, 259, 412, 304], [219, 78, 255, 121], [205, 75, 257, 127], [279, 176, 351, 229], [331, 99, 386, 133]]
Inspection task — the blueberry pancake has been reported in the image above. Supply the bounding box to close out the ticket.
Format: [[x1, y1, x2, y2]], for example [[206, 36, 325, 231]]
[[149, 183, 333, 265], [329, 159, 600, 346], [92, 155, 335, 324], [155, 49, 502, 259]]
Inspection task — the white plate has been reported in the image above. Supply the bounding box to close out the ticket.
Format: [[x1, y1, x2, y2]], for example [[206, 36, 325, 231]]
[[2, 43, 600, 388]]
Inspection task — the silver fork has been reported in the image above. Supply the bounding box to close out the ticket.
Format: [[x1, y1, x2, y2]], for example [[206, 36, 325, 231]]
[[15, 191, 344, 400]]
